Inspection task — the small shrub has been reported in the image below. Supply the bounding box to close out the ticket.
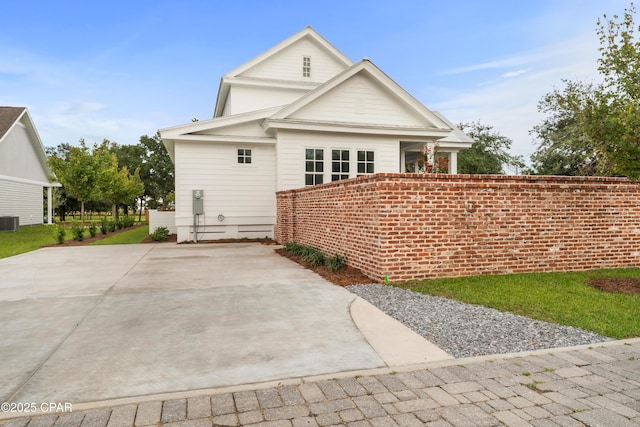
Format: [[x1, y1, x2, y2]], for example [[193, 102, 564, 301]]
[[116, 217, 125, 230], [306, 251, 325, 267], [88, 222, 98, 238], [302, 247, 325, 266], [53, 225, 66, 244], [100, 217, 109, 235], [284, 242, 306, 257], [123, 215, 135, 228], [151, 226, 170, 242], [71, 221, 84, 241], [326, 254, 347, 272], [108, 220, 116, 232]]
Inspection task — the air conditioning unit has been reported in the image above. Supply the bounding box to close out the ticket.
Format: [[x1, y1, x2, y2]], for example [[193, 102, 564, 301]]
[[0, 216, 19, 232]]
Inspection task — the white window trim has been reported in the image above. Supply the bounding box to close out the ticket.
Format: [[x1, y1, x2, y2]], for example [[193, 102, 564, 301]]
[[302, 55, 311, 78], [236, 148, 254, 166], [304, 147, 324, 186], [357, 149, 375, 176], [331, 148, 350, 181]]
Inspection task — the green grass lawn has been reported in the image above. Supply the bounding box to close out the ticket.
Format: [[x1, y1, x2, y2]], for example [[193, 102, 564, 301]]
[[89, 225, 149, 245], [0, 224, 72, 259], [399, 269, 640, 339], [0, 224, 150, 259]]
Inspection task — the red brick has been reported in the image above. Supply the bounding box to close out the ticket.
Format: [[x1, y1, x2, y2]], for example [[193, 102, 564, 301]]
[[276, 174, 640, 282]]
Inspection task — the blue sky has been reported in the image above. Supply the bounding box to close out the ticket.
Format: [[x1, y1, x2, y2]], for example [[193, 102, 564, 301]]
[[0, 0, 632, 162]]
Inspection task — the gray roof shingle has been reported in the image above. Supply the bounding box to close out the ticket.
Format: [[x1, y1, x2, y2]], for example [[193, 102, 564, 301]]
[[0, 106, 26, 140]]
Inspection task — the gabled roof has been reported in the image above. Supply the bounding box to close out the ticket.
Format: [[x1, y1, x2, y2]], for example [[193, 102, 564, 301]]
[[213, 26, 353, 118], [262, 59, 468, 140], [0, 106, 58, 185], [432, 111, 475, 144], [224, 26, 353, 79], [0, 107, 26, 140], [159, 107, 280, 161]]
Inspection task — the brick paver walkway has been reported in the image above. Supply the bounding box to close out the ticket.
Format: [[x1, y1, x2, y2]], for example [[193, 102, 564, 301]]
[[2, 340, 639, 427]]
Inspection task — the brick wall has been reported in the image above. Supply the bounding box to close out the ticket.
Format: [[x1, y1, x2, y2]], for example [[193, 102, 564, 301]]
[[276, 174, 640, 282]]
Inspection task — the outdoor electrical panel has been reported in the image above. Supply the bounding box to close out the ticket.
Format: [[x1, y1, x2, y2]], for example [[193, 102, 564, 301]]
[[192, 190, 204, 214]]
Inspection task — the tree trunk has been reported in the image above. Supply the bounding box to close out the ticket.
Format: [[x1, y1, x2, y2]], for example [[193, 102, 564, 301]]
[[81, 200, 85, 224], [138, 197, 144, 222], [112, 204, 117, 220]]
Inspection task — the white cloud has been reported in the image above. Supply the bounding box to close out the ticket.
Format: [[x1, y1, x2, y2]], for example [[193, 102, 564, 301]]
[[502, 69, 528, 78], [430, 30, 603, 163]]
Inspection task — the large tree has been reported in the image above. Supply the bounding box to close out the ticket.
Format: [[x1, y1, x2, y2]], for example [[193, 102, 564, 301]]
[[528, 81, 613, 176], [96, 141, 144, 219], [47, 140, 145, 222], [530, 3, 640, 178], [139, 132, 175, 209], [457, 121, 525, 174], [47, 139, 100, 223]]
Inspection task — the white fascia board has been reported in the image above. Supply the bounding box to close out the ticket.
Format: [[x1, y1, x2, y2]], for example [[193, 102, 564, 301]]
[[18, 108, 57, 180], [402, 139, 473, 151], [262, 119, 452, 138], [435, 139, 474, 149], [438, 131, 475, 144], [171, 135, 276, 144], [160, 106, 282, 139], [0, 174, 61, 187], [162, 139, 176, 162], [213, 77, 227, 118], [223, 76, 321, 91]]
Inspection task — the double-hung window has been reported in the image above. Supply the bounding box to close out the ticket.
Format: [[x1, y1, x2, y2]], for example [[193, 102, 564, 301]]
[[331, 150, 349, 181], [357, 150, 374, 176], [305, 148, 324, 185]]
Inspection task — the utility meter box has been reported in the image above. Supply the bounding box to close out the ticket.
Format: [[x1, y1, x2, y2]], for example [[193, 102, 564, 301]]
[[192, 190, 204, 214]]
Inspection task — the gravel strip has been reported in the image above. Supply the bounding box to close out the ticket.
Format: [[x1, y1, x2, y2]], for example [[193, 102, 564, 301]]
[[346, 283, 613, 358]]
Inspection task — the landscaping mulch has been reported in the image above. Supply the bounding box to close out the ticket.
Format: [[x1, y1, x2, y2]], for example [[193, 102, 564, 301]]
[[587, 277, 640, 295], [141, 233, 178, 244], [276, 248, 640, 293], [275, 248, 377, 286]]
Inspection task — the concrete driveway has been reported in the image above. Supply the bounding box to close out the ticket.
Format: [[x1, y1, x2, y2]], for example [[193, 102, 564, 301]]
[[0, 243, 449, 406]]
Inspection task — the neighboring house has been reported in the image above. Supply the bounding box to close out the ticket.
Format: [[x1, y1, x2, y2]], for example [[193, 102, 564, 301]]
[[160, 27, 473, 242], [0, 107, 59, 227]]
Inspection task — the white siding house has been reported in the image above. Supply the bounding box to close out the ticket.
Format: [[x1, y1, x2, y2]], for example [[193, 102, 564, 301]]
[[160, 27, 473, 242], [0, 107, 58, 228]]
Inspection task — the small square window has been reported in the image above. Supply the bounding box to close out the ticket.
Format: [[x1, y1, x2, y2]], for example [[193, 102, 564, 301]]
[[238, 148, 252, 164]]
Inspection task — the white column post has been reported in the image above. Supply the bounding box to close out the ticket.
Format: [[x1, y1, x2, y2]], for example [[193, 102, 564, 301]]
[[47, 186, 53, 224], [449, 151, 458, 174]]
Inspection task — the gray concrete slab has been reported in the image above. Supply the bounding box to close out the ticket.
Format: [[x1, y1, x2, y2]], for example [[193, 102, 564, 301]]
[[0, 243, 396, 404]]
